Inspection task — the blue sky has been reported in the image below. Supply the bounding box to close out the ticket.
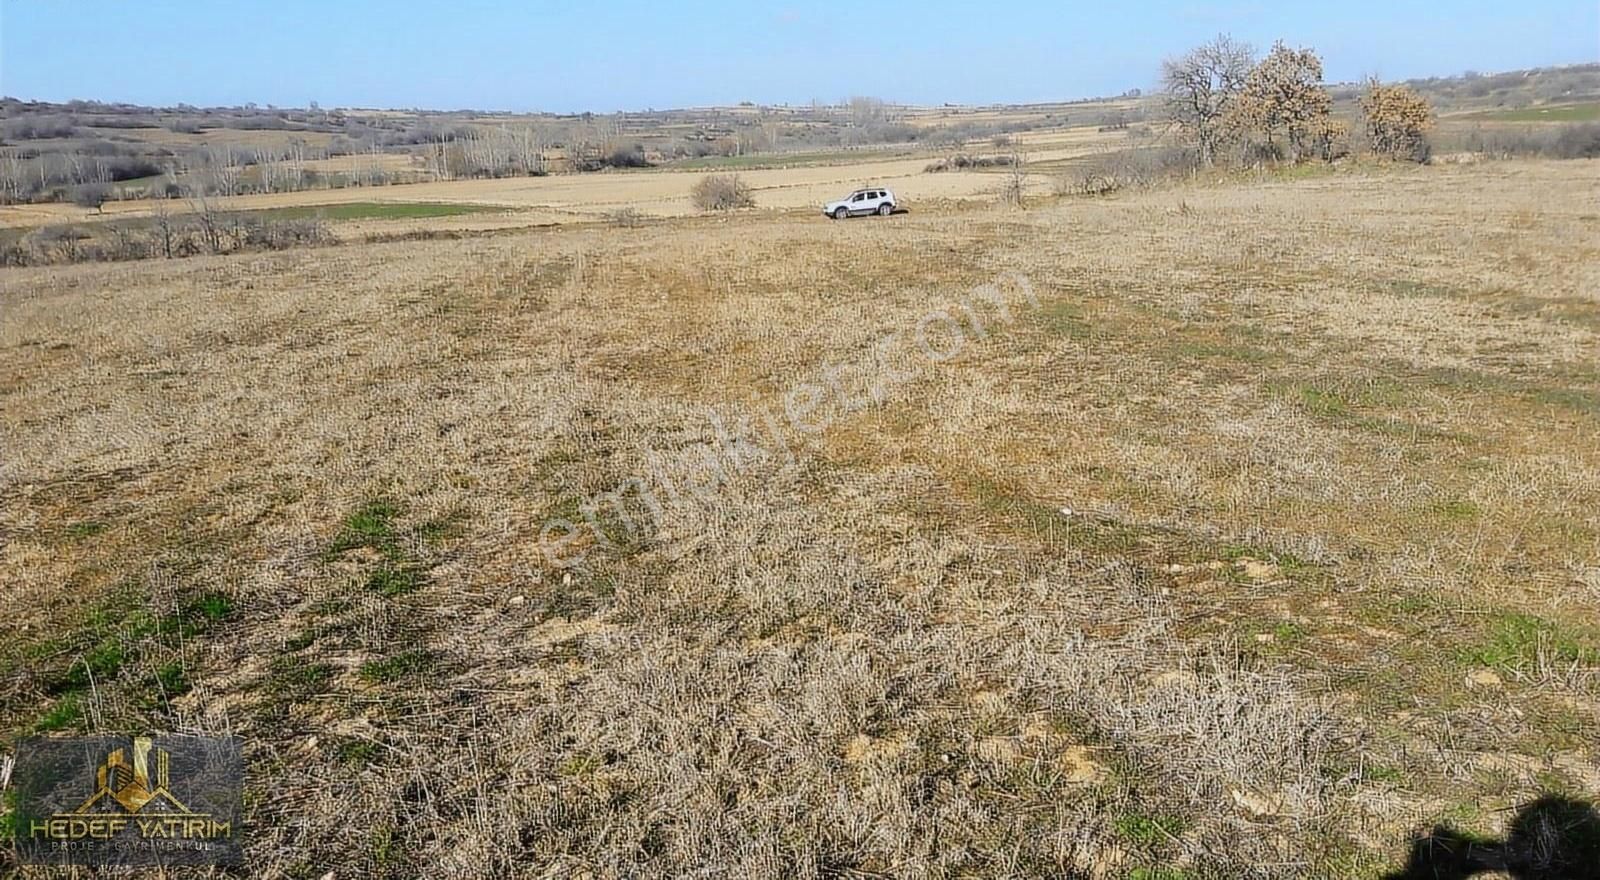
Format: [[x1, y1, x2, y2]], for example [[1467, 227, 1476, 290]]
[[2, 1, 1595, 111]]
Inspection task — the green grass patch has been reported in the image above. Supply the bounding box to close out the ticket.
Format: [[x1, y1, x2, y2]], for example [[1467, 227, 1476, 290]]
[[1264, 161, 1344, 181], [1363, 763, 1404, 784], [15, 582, 238, 733], [1406, 363, 1600, 419], [65, 520, 109, 539], [1290, 384, 1353, 418], [965, 474, 1081, 545], [1268, 376, 1417, 424], [1462, 102, 1600, 123], [1428, 498, 1480, 523], [312, 596, 354, 618], [1533, 386, 1600, 417], [336, 738, 381, 766], [285, 628, 317, 652], [359, 649, 435, 684], [1115, 813, 1186, 846], [183, 591, 235, 626], [326, 499, 438, 598], [1171, 338, 1276, 365], [418, 511, 467, 545], [1034, 300, 1090, 339], [1218, 543, 1314, 573], [50, 641, 129, 693], [366, 565, 423, 597], [267, 657, 335, 697], [369, 823, 399, 872], [1460, 612, 1599, 673], [329, 499, 401, 556], [35, 694, 84, 732], [153, 661, 191, 697], [1272, 620, 1307, 643]]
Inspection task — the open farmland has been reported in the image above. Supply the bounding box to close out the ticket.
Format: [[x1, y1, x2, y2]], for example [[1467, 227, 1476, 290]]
[[0, 128, 1123, 232], [2, 156, 1597, 876]]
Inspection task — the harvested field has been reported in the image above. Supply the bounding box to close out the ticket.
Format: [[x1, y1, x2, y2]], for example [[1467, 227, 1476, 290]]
[[3, 157, 1597, 876]]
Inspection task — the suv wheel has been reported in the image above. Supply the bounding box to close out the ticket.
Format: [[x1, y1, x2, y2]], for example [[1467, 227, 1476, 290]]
[[878, 202, 892, 216], [834, 206, 849, 220]]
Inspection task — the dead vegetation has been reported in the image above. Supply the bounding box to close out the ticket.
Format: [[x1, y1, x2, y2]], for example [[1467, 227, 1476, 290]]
[[0, 208, 332, 266], [2, 157, 1598, 877], [923, 153, 1021, 172], [689, 174, 757, 211]]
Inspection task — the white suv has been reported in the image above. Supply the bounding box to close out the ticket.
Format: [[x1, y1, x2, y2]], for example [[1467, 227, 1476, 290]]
[[824, 188, 896, 219]]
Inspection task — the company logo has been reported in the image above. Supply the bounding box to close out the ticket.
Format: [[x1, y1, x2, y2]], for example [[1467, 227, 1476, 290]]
[[13, 735, 242, 865]]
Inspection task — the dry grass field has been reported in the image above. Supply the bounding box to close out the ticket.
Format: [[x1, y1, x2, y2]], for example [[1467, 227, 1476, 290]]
[[2, 157, 1598, 877]]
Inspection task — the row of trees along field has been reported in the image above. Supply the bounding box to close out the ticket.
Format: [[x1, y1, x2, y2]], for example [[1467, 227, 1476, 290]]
[[1163, 35, 1435, 165]]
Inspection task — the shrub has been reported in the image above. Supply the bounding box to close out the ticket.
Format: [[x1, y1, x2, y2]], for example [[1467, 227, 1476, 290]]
[[240, 216, 333, 250], [70, 183, 111, 212], [1, 212, 332, 267], [1, 115, 80, 139], [605, 207, 645, 227], [690, 175, 755, 211], [923, 154, 1019, 173], [1229, 41, 1334, 163], [1361, 80, 1433, 162], [1061, 146, 1198, 195], [1554, 123, 1600, 158], [105, 156, 164, 181], [604, 146, 651, 168]]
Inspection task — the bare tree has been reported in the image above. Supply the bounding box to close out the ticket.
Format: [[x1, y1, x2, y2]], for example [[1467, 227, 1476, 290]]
[[200, 144, 244, 196], [848, 96, 889, 128], [152, 199, 175, 259], [361, 143, 388, 186], [188, 194, 224, 254], [1162, 34, 1255, 166], [429, 130, 453, 180], [0, 150, 24, 203], [460, 127, 512, 177], [510, 125, 546, 175], [263, 138, 308, 192], [999, 151, 1028, 208]]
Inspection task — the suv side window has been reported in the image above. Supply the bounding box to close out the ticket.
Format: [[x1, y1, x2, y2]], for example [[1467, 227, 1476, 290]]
[[852, 193, 865, 202]]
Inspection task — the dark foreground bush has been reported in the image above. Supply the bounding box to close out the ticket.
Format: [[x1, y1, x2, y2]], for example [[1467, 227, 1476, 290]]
[[1, 214, 332, 267], [690, 174, 755, 211], [70, 183, 112, 212], [604, 147, 652, 168]]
